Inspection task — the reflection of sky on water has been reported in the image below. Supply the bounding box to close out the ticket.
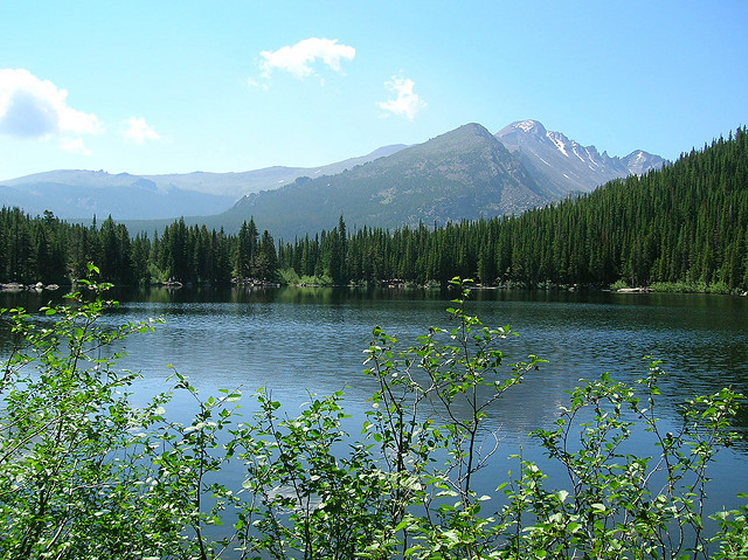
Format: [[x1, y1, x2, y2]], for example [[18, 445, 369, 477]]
[[2, 286, 747, 531]]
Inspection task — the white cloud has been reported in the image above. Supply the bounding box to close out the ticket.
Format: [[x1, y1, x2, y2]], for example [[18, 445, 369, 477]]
[[60, 137, 92, 156], [124, 116, 161, 144], [377, 76, 426, 121], [0, 68, 101, 139], [257, 37, 355, 80]]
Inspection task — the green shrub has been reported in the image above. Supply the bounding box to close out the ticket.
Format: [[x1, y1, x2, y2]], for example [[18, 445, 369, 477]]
[[648, 280, 733, 294], [276, 266, 301, 285], [298, 273, 333, 285]]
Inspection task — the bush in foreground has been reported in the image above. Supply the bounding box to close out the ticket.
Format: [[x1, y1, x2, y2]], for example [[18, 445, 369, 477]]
[[0, 272, 745, 559]]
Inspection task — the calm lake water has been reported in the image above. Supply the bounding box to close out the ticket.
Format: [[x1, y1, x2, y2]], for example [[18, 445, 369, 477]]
[[2, 285, 747, 526]]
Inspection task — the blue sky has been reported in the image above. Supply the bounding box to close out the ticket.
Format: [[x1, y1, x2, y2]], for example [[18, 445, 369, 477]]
[[1, 1, 746, 181]]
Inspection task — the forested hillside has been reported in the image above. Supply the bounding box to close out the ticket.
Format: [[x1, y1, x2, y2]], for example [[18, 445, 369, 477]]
[[278, 127, 748, 290], [1, 128, 746, 291]]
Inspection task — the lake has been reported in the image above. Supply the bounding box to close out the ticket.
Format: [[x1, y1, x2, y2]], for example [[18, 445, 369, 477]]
[[2, 285, 747, 536]]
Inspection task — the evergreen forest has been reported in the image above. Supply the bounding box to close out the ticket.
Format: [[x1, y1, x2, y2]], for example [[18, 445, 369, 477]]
[[1, 127, 746, 292]]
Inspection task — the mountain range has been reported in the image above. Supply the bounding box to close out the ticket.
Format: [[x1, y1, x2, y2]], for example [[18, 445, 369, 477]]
[[205, 120, 665, 238], [0, 145, 407, 220], [0, 120, 665, 237], [215, 123, 547, 237]]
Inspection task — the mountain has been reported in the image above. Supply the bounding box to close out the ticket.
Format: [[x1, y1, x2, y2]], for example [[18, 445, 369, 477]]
[[213, 123, 548, 238], [139, 144, 408, 198], [496, 120, 666, 197], [0, 145, 409, 220], [0, 171, 236, 220]]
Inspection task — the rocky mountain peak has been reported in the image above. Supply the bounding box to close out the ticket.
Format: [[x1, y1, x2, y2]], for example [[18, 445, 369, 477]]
[[622, 150, 667, 176], [396, 123, 501, 159], [494, 119, 665, 197], [509, 119, 548, 135], [450, 122, 497, 140]]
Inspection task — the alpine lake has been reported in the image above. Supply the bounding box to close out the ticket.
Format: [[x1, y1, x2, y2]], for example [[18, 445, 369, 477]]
[[2, 284, 747, 538]]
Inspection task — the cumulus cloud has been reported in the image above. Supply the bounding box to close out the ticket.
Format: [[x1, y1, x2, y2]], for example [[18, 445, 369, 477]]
[[124, 116, 161, 144], [0, 68, 101, 139], [377, 76, 426, 121], [257, 37, 356, 81]]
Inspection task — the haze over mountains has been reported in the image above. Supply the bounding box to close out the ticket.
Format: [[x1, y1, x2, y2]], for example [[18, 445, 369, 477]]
[[0, 120, 665, 237], [0, 171, 236, 221], [0, 145, 408, 220], [140, 144, 408, 199]]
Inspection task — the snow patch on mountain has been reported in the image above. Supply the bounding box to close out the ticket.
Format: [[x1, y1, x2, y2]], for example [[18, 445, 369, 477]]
[[516, 120, 539, 132], [572, 144, 586, 163], [547, 132, 569, 157]]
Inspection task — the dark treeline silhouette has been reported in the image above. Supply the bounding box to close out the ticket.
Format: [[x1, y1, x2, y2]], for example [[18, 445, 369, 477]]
[[1, 127, 746, 290], [0, 212, 276, 286]]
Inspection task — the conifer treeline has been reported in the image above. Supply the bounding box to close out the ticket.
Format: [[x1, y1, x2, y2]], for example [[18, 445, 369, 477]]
[[1, 127, 746, 290], [0, 211, 277, 287]]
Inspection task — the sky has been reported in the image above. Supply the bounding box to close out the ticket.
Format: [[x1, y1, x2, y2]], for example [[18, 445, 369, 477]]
[[1, 1, 747, 181]]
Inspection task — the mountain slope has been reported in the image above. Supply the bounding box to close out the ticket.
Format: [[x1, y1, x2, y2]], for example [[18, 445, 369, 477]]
[[496, 120, 665, 197], [215, 123, 548, 237], [140, 144, 408, 198], [0, 145, 408, 220]]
